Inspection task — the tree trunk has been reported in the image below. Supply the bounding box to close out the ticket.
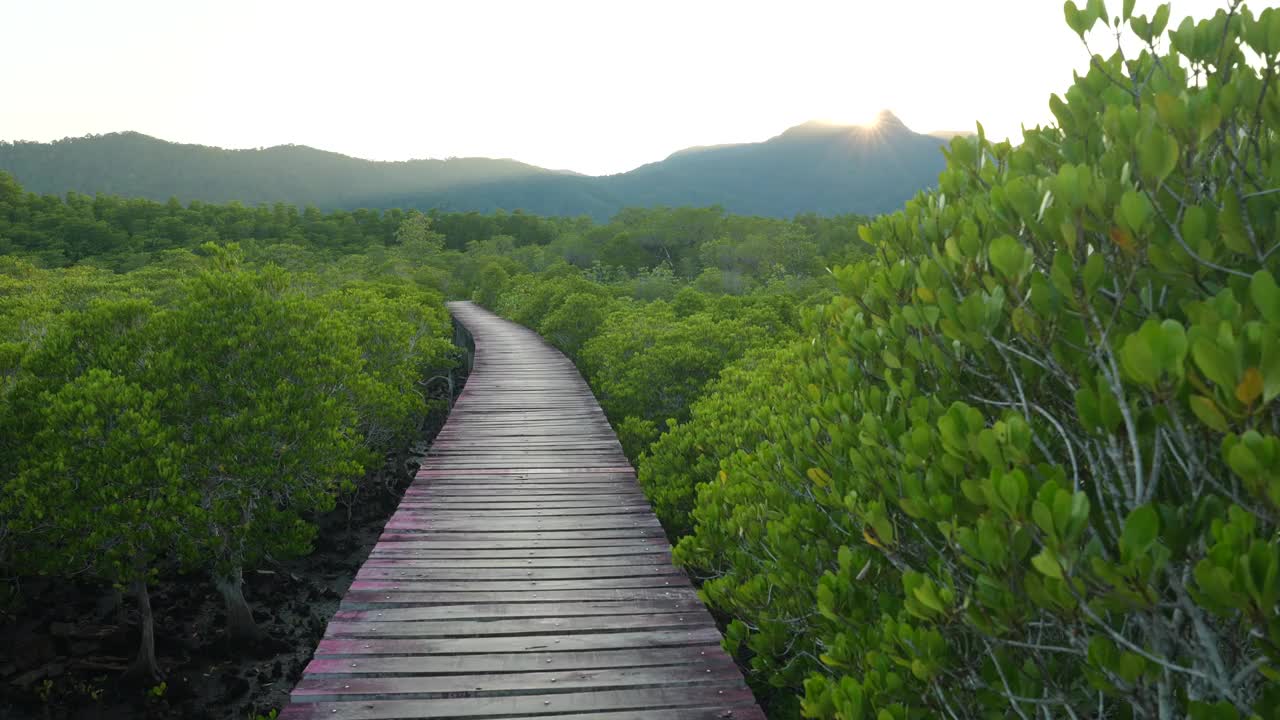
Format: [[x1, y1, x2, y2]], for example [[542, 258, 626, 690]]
[[106, 585, 126, 626], [215, 566, 262, 646], [124, 579, 162, 682]]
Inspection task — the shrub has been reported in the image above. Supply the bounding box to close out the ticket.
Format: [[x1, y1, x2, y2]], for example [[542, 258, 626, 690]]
[[581, 299, 791, 456], [675, 4, 1280, 718], [153, 266, 366, 645], [639, 343, 802, 536]]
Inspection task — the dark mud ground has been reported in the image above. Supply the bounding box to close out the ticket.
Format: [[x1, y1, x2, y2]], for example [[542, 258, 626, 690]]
[[0, 401, 460, 719]]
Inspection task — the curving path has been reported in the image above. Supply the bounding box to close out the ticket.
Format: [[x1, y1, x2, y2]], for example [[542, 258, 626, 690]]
[[279, 301, 763, 720]]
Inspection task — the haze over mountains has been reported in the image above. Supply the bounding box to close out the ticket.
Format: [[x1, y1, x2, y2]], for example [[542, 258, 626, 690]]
[[0, 111, 952, 219]]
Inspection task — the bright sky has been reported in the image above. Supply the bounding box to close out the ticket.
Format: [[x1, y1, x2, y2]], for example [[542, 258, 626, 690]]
[[1, 0, 1229, 175]]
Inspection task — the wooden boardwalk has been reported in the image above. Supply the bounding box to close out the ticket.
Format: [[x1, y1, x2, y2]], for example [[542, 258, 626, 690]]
[[279, 301, 763, 720]]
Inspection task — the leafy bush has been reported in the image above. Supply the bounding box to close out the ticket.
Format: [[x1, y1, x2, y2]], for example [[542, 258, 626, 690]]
[[6, 369, 191, 680], [152, 265, 369, 645], [538, 291, 618, 359], [322, 281, 457, 471], [639, 343, 802, 536], [581, 297, 795, 455], [673, 4, 1280, 718], [0, 241, 457, 675], [469, 260, 511, 307]]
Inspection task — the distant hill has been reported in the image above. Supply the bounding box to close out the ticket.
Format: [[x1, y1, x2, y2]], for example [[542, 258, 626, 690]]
[[595, 112, 948, 217], [0, 113, 948, 219], [0, 132, 560, 209]]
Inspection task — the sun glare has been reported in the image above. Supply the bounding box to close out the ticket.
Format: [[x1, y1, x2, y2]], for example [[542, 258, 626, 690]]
[[814, 108, 884, 129]]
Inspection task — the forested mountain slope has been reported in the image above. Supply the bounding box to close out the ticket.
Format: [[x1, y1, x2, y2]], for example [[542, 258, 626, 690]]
[[596, 111, 947, 216], [0, 132, 558, 210]]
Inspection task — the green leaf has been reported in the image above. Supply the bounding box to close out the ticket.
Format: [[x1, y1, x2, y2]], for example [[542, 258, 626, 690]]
[[1064, 1, 1088, 37], [1131, 14, 1152, 42], [1250, 270, 1280, 324], [979, 429, 1006, 471], [1086, 0, 1107, 27], [1138, 128, 1179, 185], [1122, 505, 1160, 559], [1192, 337, 1237, 391], [1154, 93, 1187, 132], [989, 235, 1030, 280], [1262, 336, 1280, 403], [1158, 320, 1188, 376], [1118, 190, 1152, 231], [1075, 387, 1101, 431], [1190, 395, 1229, 432], [1032, 548, 1064, 579], [1226, 441, 1261, 479], [1068, 492, 1091, 537], [1269, 7, 1280, 56], [913, 580, 946, 613], [1033, 500, 1058, 540], [1197, 102, 1222, 143], [1181, 205, 1209, 245], [1120, 330, 1158, 385], [996, 470, 1027, 516], [1220, 191, 1252, 254], [1118, 652, 1146, 683], [1097, 378, 1123, 432], [1150, 3, 1170, 37]]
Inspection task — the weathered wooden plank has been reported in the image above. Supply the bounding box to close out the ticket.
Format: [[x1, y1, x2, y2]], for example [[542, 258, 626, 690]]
[[332, 599, 703, 622], [302, 646, 731, 677], [290, 662, 743, 699], [278, 686, 760, 719], [370, 537, 665, 548], [416, 466, 636, 475], [361, 555, 674, 568], [371, 536, 670, 548], [403, 490, 644, 499], [366, 547, 671, 559], [383, 517, 662, 532], [415, 477, 630, 483], [347, 575, 692, 592], [378, 525, 660, 536], [396, 500, 651, 510], [340, 587, 699, 607], [355, 565, 683, 581], [389, 506, 653, 518], [323, 612, 711, 639], [280, 706, 767, 720]]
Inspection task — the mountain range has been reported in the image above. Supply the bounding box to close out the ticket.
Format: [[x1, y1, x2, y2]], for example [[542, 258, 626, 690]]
[[0, 111, 954, 219]]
